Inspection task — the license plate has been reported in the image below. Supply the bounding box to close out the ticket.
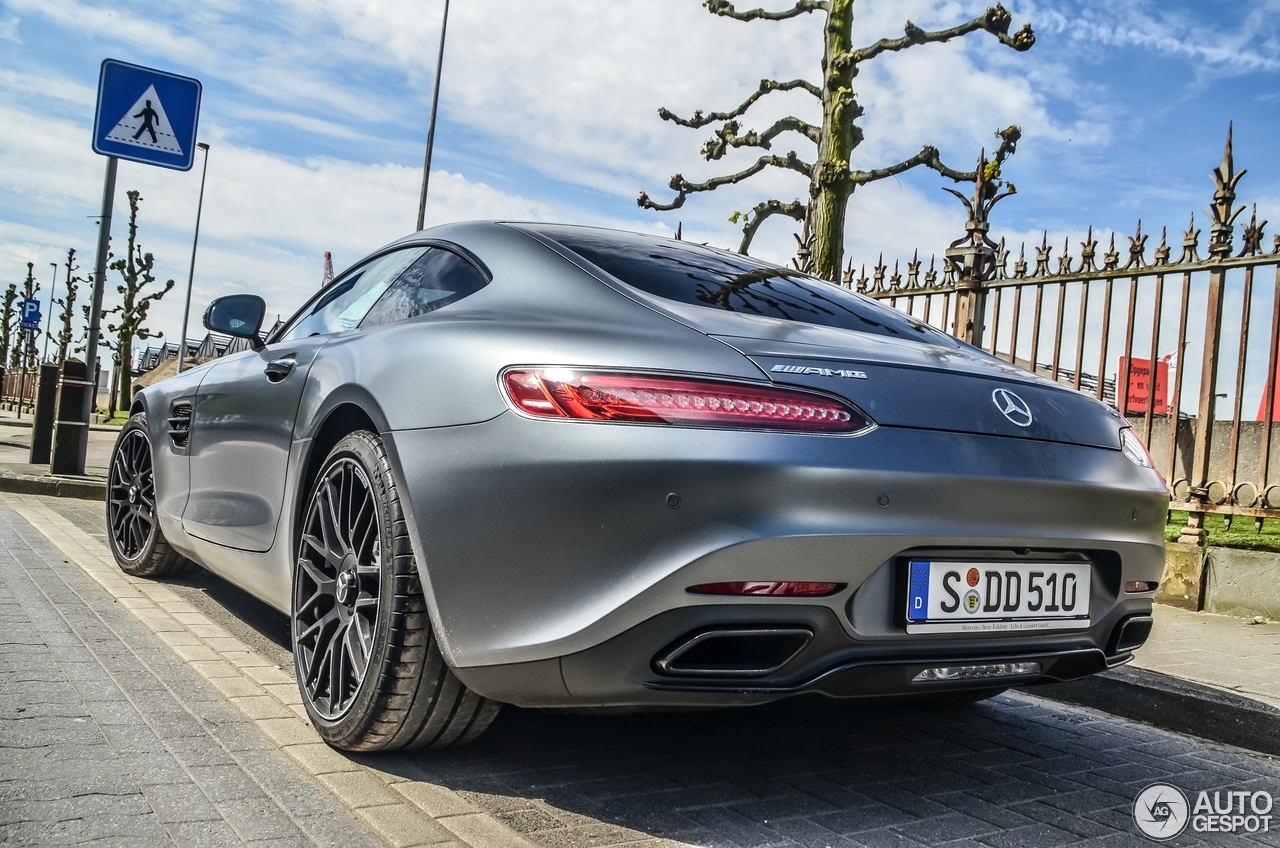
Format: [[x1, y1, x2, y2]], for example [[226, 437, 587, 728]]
[[905, 560, 1090, 634]]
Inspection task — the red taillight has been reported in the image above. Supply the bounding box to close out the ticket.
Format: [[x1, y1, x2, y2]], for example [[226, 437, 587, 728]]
[[502, 369, 872, 433], [688, 581, 843, 597]]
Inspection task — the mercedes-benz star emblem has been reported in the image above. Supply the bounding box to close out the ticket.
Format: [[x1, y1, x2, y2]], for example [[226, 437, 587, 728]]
[[992, 388, 1033, 427]]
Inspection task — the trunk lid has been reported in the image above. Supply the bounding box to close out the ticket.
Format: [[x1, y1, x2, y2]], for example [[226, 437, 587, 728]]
[[713, 329, 1122, 451]]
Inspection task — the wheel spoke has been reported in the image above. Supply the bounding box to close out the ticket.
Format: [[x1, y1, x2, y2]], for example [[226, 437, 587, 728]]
[[343, 620, 367, 686], [326, 623, 345, 708], [301, 532, 343, 570], [297, 606, 339, 647], [326, 479, 348, 557]]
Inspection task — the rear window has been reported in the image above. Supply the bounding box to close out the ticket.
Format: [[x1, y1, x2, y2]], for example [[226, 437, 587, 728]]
[[528, 225, 954, 343]]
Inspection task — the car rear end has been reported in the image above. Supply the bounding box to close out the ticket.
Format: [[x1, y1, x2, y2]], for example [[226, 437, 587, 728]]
[[414, 224, 1168, 708]]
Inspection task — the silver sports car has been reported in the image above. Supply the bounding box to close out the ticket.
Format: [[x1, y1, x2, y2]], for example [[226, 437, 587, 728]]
[[108, 222, 1168, 752]]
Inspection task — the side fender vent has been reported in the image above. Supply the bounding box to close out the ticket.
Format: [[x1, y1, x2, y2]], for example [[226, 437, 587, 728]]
[[168, 402, 192, 448]]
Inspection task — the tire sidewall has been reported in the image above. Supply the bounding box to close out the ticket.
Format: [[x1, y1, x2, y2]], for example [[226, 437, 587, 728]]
[[107, 412, 163, 573], [293, 431, 400, 747]]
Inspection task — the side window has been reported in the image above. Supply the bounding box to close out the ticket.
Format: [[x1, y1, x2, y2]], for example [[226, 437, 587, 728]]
[[360, 248, 488, 328], [279, 247, 428, 341]]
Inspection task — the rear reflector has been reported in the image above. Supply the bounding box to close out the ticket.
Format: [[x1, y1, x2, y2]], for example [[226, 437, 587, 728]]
[[687, 581, 843, 597], [502, 369, 872, 433], [1124, 581, 1159, 593], [912, 662, 1041, 683]]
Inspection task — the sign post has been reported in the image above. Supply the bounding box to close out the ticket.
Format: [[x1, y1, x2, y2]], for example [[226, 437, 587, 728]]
[[15, 299, 41, 420], [75, 59, 201, 473]]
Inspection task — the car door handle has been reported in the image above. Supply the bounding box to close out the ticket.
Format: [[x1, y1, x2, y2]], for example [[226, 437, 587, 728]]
[[264, 357, 296, 382]]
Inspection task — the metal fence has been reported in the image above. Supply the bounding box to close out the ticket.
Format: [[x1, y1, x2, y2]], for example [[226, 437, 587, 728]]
[[0, 367, 39, 409], [840, 127, 1277, 540]]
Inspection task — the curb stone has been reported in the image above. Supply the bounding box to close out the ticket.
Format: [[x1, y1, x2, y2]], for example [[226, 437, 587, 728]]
[[0, 469, 106, 500], [1030, 664, 1280, 757], [1, 492, 538, 848]]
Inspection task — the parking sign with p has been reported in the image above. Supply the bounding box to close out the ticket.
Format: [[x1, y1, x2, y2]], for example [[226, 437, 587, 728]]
[[19, 297, 41, 332]]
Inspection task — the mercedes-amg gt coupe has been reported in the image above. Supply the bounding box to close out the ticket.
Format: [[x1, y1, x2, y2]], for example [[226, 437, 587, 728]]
[[107, 221, 1168, 752]]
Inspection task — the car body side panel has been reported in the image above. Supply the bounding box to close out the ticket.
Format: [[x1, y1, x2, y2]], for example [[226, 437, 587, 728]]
[[137, 361, 213, 526], [183, 338, 327, 551], [175, 438, 313, 612], [391, 410, 1167, 671]]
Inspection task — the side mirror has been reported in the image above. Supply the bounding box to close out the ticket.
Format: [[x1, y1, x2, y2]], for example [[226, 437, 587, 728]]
[[203, 295, 266, 349]]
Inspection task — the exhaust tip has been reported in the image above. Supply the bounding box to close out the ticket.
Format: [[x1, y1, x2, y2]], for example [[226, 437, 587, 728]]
[[654, 627, 812, 677]]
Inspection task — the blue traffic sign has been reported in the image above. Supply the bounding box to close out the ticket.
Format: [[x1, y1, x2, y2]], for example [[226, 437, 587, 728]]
[[19, 298, 40, 332], [92, 59, 202, 171]]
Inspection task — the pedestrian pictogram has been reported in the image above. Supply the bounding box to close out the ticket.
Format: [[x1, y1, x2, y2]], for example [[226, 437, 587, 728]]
[[92, 59, 202, 171], [103, 85, 184, 155], [20, 298, 41, 332]]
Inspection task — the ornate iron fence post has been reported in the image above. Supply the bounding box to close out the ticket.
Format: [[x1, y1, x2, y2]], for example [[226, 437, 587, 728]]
[[1179, 127, 1246, 545], [943, 153, 1011, 347]]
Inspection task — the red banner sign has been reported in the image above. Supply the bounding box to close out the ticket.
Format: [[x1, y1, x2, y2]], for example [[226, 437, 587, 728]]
[[1119, 357, 1169, 415]]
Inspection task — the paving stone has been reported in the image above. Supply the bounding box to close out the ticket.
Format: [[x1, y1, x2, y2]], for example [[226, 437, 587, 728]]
[[19, 495, 1280, 848], [0, 498, 378, 848]]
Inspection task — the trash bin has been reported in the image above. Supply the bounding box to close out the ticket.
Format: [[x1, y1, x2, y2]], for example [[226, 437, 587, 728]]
[[28, 363, 59, 465], [51, 359, 91, 476]]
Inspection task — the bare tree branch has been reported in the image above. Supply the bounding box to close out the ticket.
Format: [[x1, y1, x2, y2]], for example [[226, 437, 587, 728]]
[[837, 4, 1034, 70], [849, 145, 975, 187], [659, 79, 820, 130], [638, 152, 812, 211], [703, 117, 820, 160], [738, 199, 806, 254], [704, 0, 827, 22]]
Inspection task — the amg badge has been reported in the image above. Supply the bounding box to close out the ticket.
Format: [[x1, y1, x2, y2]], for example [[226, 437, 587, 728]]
[[772, 364, 868, 379]]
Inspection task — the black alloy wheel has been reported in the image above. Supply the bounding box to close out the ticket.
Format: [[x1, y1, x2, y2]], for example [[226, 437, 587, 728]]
[[106, 413, 186, 577], [294, 457, 382, 720], [292, 430, 500, 751]]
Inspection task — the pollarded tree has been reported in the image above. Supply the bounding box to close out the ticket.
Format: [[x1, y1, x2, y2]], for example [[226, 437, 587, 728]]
[[55, 248, 82, 365], [638, 1, 1034, 281], [106, 190, 174, 407], [0, 281, 16, 371]]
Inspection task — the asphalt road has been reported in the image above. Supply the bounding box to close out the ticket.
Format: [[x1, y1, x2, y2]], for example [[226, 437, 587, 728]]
[[26, 497, 1280, 847]]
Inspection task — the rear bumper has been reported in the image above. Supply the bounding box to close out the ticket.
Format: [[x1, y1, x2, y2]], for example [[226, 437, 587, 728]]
[[452, 598, 1152, 708], [389, 411, 1168, 681]]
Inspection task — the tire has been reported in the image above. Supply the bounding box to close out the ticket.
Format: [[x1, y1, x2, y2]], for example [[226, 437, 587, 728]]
[[292, 430, 501, 752], [107, 412, 187, 578]]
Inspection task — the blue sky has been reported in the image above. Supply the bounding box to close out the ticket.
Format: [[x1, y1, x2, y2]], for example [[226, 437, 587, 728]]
[[0, 0, 1277, 367]]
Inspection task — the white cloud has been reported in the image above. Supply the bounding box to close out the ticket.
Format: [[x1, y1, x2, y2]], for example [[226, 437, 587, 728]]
[[1029, 0, 1280, 76], [0, 94, 562, 348], [0, 16, 21, 44], [6, 0, 1275, 364]]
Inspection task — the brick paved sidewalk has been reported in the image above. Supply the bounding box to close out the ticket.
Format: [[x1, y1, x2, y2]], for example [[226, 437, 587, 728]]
[[1132, 605, 1280, 709], [10, 494, 1280, 848], [0, 500, 381, 845]]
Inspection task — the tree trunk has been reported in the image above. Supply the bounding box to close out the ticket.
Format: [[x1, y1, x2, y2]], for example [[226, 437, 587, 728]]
[[809, 0, 856, 281]]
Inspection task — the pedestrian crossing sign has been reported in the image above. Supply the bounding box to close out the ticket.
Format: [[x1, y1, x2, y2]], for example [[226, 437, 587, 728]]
[[92, 59, 202, 171]]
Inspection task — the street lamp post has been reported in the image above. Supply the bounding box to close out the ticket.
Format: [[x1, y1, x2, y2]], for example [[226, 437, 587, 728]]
[[177, 141, 211, 373], [43, 262, 57, 362], [415, 0, 450, 231]]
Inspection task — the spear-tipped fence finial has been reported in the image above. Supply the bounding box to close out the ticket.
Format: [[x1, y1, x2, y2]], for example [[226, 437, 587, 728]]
[[1103, 232, 1120, 270], [1239, 204, 1267, 257], [1126, 219, 1148, 269], [1208, 122, 1247, 258]]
